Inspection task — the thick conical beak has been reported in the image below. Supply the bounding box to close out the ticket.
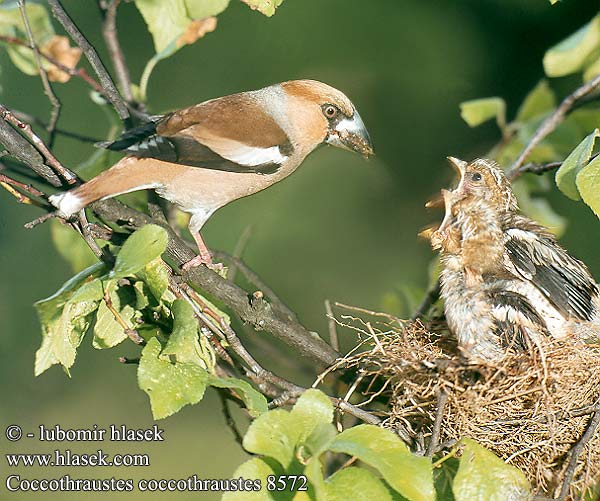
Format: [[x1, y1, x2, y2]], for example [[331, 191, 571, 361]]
[[326, 110, 374, 158]]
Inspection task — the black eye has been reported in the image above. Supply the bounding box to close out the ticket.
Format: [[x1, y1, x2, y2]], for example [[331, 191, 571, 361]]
[[323, 105, 338, 119], [471, 172, 482, 182]]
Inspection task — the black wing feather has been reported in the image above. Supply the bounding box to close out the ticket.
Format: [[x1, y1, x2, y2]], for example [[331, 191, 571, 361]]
[[488, 289, 548, 352], [505, 234, 598, 321], [96, 119, 282, 175]]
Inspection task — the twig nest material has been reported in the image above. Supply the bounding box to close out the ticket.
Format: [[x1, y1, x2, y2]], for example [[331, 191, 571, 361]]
[[335, 314, 600, 499]]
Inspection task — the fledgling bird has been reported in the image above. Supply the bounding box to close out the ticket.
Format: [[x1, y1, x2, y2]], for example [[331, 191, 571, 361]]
[[429, 157, 600, 361], [49, 80, 374, 269], [431, 188, 550, 361]]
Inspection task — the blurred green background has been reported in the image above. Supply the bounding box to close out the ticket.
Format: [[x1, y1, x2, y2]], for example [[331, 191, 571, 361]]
[[1, 0, 600, 499]]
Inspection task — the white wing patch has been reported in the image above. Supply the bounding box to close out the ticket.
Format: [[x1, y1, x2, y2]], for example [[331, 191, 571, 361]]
[[214, 141, 288, 167]]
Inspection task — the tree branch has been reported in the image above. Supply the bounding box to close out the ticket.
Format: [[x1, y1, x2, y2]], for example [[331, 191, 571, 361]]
[[0, 111, 61, 187], [18, 0, 61, 148], [12, 109, 101, 143], [0, 104, 76, 184], [91, 199, 340, 367], [558, 403, 600, 500], [47, 0, 131, 125], [507, 74, 600, 180], [411, 279, 441, 321], [100, 0, 134, 103]]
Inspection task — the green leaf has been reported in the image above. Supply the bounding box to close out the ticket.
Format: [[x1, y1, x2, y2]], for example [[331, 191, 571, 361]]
[[208, 375, 268, 418], [434, 458, 459, 501], [543, 15, 600, 77], [222, 458, 276, 501], [241, 0, 286, 17], [329, 425, 434, 501], [50, 220, 98, 273], [135, 0, 227, 98], [452, 439, 530, 501], [291, 389, 334, 445], [137, 337, 208, 419], [548, 0, 560, 3], [576, 154, 600, 219], [459, 98, 506, 129], [92, 281, 136, 349], [134, 0, 228, 54], [515, 80, 556, 123], [322, 467, 395, 501], [136, 258, 169, 301], [35, 278, 103, 376], [555, 129, 599, 200], [112, 225, 168, 278], [0, 2, 54, 76], [243, 389, 334, 469], [583, 53, 600, 81], [243, 409, 296, 468], [133, 280, 151, 310], [162, 299, 206, 366]]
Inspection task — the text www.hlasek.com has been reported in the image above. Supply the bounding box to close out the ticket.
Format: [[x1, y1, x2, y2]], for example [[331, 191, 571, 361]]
[[7, 449, 149, 467]]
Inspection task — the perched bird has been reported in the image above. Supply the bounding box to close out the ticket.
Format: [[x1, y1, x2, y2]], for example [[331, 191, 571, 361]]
[[50, 80, 374, 269], [429, 158, 600, 362]]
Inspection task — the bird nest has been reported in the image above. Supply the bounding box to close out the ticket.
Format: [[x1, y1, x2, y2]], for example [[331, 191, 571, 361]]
[[332, 309, 600, 499]]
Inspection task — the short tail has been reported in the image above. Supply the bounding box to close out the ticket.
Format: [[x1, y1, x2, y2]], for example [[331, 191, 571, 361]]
[[49, 190, 86, 218]]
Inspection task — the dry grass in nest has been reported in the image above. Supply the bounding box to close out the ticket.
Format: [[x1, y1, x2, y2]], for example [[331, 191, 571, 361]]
[[331, 308, 600, 499]]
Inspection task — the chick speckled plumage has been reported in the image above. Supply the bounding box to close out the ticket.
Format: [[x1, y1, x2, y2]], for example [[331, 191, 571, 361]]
[[430, 157, 600, 362]]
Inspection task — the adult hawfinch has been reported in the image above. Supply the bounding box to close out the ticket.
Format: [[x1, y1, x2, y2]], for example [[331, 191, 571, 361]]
[[50, 80, 374, 269]]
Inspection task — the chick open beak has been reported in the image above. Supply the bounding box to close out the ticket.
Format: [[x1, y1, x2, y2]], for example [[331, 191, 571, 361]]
[[327, 111, 374, 158], [447, 156, 467, 176]]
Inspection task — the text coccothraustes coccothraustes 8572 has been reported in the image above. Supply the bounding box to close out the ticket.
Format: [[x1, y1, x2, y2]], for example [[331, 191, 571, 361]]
[[50, 80, 374, 269]]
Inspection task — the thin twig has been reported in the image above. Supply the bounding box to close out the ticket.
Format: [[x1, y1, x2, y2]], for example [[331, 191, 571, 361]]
[[0, 35, 104, 94], [335, 302, 403, 324], [76, 210, 106, 261], [13, 110, 101, 143], [24, 212, 56, 229], [0, 173, 45, 198], [47, 0, 131, 125], [18, 0, 61, 148], [214, 250, 299, 324], [118, 356, 139, 364], [0, 173, 47, 208], [516, 151, 600, 179], [218, 391, 244, 446], [557, 403, 600, 500], [508, 74, 600, 180], [0, 104, 77, 184], [227, 225, 253, 283], [325, 299, 340, 352], [103, 285, 145, 345], [426, 388, 449, 457], [100, 0, 134, 103], [411, 279, 441, 321], [331, 398, 381, 425]]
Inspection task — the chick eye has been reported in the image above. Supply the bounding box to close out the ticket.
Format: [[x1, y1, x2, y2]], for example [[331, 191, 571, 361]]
[[323, 105, 339, 119], [471, 172, 482, 182]]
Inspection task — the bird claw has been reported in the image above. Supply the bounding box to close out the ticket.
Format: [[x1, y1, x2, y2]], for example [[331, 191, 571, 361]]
[[181, 256, 226, 276], [181, 255, 212, 271]]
